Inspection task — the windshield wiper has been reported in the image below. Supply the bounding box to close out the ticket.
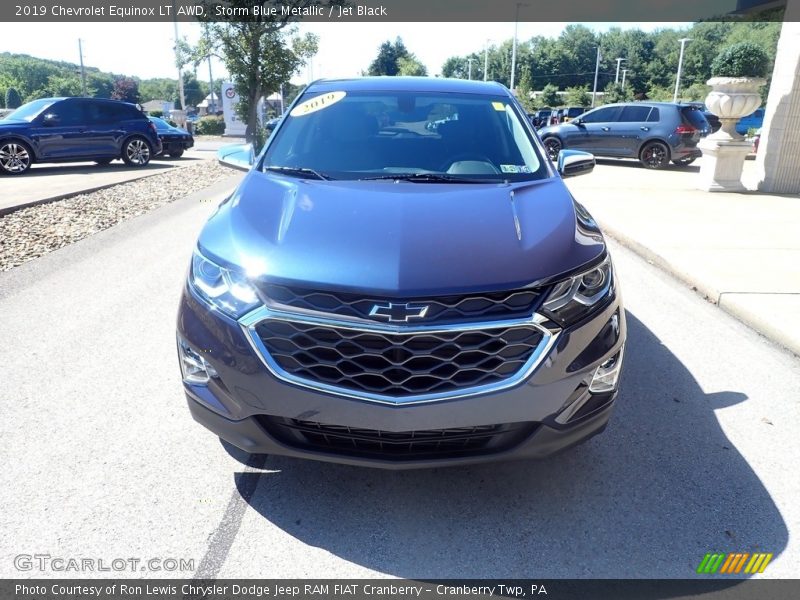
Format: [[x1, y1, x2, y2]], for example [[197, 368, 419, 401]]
[[264, 166, 332, 180], [359, 173, 487, 183]]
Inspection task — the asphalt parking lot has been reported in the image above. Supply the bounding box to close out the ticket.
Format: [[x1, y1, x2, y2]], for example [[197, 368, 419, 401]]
[[1, 169, 798, 580]]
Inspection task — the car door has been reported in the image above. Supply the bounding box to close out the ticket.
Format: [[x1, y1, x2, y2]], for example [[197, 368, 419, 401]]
[[29, 99, 89, 160], [83, 101, 125, 157], [607, 104, 654, 157], [569, 106, 621, 155]]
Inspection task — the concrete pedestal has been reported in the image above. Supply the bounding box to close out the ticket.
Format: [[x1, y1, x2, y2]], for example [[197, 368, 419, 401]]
[[697, 137, 753, 192]]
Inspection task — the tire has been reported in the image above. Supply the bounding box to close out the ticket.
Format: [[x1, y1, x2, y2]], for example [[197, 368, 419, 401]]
[[169, 149, 184, 158], [0, 140, 33, 175], [121, 136, 152, 167], [95, 158, 113, 166], [543, 137, 562, 162], [672, 156, 697, 166], [639, 141, 670, 169]]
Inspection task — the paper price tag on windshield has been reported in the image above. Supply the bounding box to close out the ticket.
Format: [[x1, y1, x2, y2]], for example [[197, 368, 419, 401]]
[[492, 102, 506, 111], [290, 91, 347, 117]]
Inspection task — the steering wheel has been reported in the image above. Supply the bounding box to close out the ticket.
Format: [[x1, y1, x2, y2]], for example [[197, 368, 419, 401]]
[[439, 153, 498, 173]]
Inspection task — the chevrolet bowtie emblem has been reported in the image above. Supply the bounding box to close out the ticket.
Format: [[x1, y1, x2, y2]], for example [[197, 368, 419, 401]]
[[369, 302, 430, 322]]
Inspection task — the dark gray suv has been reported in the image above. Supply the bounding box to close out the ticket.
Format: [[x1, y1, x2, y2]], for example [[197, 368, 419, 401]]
[[539, 102, 710, 169]]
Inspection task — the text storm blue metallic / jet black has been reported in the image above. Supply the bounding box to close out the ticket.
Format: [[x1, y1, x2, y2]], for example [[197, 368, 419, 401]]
[[176, 77, 626, 469]]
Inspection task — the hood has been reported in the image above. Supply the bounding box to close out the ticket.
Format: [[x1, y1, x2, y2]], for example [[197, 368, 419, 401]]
[[197, 171, 605, 295], [0, 119, 26, 128]]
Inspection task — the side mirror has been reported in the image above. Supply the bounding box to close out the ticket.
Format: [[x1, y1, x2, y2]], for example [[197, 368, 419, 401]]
[[572, 117, 583, 126], [42, 113, 60, 126], [558, 149, 595, 178], [217, 143, 254, 171]]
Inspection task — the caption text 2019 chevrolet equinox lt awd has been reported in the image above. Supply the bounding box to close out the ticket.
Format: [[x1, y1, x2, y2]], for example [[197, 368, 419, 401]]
[[176, 77, 626, 469]]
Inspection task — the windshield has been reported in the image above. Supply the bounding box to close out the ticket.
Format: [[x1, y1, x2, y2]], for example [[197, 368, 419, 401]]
[[6, 99, 57, 122], [261, 90, 548, 182]]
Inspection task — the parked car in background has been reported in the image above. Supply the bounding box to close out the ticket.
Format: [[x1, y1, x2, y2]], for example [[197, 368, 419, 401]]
[[685, 102, 721, 134], [178, 77, 626, 469], [0, 97, 161, 175], [539, 102, 710, 169], [556, 106, 588, 124], [531, 108, 554, 128], [149, 116, 194, 158], [736, 107, 765, 136]]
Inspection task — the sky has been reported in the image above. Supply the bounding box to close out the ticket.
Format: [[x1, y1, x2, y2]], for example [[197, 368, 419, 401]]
[[0, 21, 691, 85]]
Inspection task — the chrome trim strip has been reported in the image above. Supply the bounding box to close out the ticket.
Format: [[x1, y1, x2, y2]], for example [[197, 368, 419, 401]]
[[239, 305, 560, 406]]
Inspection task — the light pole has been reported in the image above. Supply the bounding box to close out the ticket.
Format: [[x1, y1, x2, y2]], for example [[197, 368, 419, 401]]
[[591, 45, 602, 107], [621, 68, 628, 90], [77, 39, 87, 97], [484, 39, 492, 82], [467, 58, 474, 80], [673, 37, 692, 103], [509, 2, 529, 91], [615, 57, 626, 85]]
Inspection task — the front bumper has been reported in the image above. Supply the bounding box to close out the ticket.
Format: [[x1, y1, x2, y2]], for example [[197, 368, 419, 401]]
[[176, 283, 626, 469]]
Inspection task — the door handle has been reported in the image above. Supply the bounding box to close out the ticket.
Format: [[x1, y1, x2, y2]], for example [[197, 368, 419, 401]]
[[601, 127, 610, 131], [640, 126, 650, 131]]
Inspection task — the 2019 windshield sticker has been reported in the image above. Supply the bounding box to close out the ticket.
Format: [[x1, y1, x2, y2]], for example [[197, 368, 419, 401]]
[[290, 91, 347, 117]]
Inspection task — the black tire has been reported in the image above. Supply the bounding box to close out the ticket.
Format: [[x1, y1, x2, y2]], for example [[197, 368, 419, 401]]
[[543, 137, 562, 162], [0, 140, 33, 175], [640, 141, 670, 169], [672, 156, 697, 166], [95, 158, 113, 166], [169, 149, 184, 158], [121, 136, 152, 167]]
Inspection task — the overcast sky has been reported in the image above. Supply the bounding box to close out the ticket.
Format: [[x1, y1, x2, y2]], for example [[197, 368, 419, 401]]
[[0, 21, 690, 84]]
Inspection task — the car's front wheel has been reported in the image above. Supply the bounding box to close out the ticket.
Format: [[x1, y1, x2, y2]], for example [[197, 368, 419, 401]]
[[122, 137, 152, 167], [543, 137, 562, 162], [0, 140, 33, 175], [639, 141, 670, 169]]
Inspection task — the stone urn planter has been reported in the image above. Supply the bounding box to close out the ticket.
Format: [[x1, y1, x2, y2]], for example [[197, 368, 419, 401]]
[[704, 77, 766, 140]]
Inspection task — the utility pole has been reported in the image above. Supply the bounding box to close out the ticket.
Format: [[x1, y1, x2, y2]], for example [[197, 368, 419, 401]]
[[467, 58, 474, 80], [621, 69, 628, 89], [77, 39, 87, 97], [509, 2, 528, 91], [673, 37, 692, 103], [173, 0, 185, 111], [615, 58, 626, 85], [484, 39, 491, 81], [205, 29, 215, 113], [591, 45, 602, 107]]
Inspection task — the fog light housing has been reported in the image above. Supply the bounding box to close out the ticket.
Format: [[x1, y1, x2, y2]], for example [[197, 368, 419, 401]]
[[178, 337, 218, 384], [589, 347, 624, 393]]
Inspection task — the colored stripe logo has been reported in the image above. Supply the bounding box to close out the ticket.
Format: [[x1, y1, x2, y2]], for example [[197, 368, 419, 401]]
[[696, 552, 773, 574]]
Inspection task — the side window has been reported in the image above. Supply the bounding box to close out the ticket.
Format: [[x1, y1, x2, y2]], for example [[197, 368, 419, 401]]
[[646, 108, 661, 123], [46, 101, 85, 126], [85, 102, 118, 124], [581, 107, 619, 124], [618, 106, 652, 122]]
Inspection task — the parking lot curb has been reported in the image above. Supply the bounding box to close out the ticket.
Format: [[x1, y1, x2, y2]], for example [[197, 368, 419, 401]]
[[598, 219, 800, 358]]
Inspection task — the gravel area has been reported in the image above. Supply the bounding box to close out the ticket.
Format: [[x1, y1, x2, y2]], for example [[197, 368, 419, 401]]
[[0, 161, 233, 271]]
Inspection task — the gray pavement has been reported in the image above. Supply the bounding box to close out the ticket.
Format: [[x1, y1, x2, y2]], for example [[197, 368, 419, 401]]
[[566, 156, 800, 357], [1, 170, 798, 579], [0, 137, 244, 215]]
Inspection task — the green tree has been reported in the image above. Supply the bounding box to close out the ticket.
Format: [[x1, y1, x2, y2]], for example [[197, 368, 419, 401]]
[[564, 85, 591, 107], [368, 38, 410, 76], [540, 83, 560, 107], [111, 76, 140, 103], [397, 55, 428, 77], [197, 1, 323, 142], [5, 87, 22, 108], [0, 91, 5, 108], [601, 82, 633, 104], [516, 65, 535, 111]]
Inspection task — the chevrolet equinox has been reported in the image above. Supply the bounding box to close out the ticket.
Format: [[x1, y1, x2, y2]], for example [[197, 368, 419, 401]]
[[176, 77, 626, 469]]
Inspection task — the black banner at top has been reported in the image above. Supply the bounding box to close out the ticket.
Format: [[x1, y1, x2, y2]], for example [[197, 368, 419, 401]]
[[0, 0, 789, 23]]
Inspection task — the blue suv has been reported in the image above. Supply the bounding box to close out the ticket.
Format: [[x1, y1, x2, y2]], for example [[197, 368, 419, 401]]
[[177, 77, 626, 469], [0, 97, 161, 175]]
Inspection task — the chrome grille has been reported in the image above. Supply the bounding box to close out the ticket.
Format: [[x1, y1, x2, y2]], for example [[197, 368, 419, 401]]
[[254, 319, 544, 398], [261, 283, 542, 324]]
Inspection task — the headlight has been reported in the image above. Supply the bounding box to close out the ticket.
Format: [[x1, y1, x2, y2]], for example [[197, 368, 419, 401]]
[[542, 255, 614, 325], [189, 251, 260, 318]]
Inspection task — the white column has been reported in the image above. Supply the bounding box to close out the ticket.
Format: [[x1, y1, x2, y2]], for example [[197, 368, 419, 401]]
[[756, 12, 800, 194]]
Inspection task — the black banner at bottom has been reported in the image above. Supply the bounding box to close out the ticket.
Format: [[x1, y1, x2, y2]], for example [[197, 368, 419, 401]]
[[3, 579, 799, 600]]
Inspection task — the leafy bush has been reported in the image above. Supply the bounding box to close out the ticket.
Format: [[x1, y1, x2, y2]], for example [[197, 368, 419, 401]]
[[194, 115, 225, 136], [149, 110, 164, 118], [5, 87, 22, 109], [711, 42, 770, 78]]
